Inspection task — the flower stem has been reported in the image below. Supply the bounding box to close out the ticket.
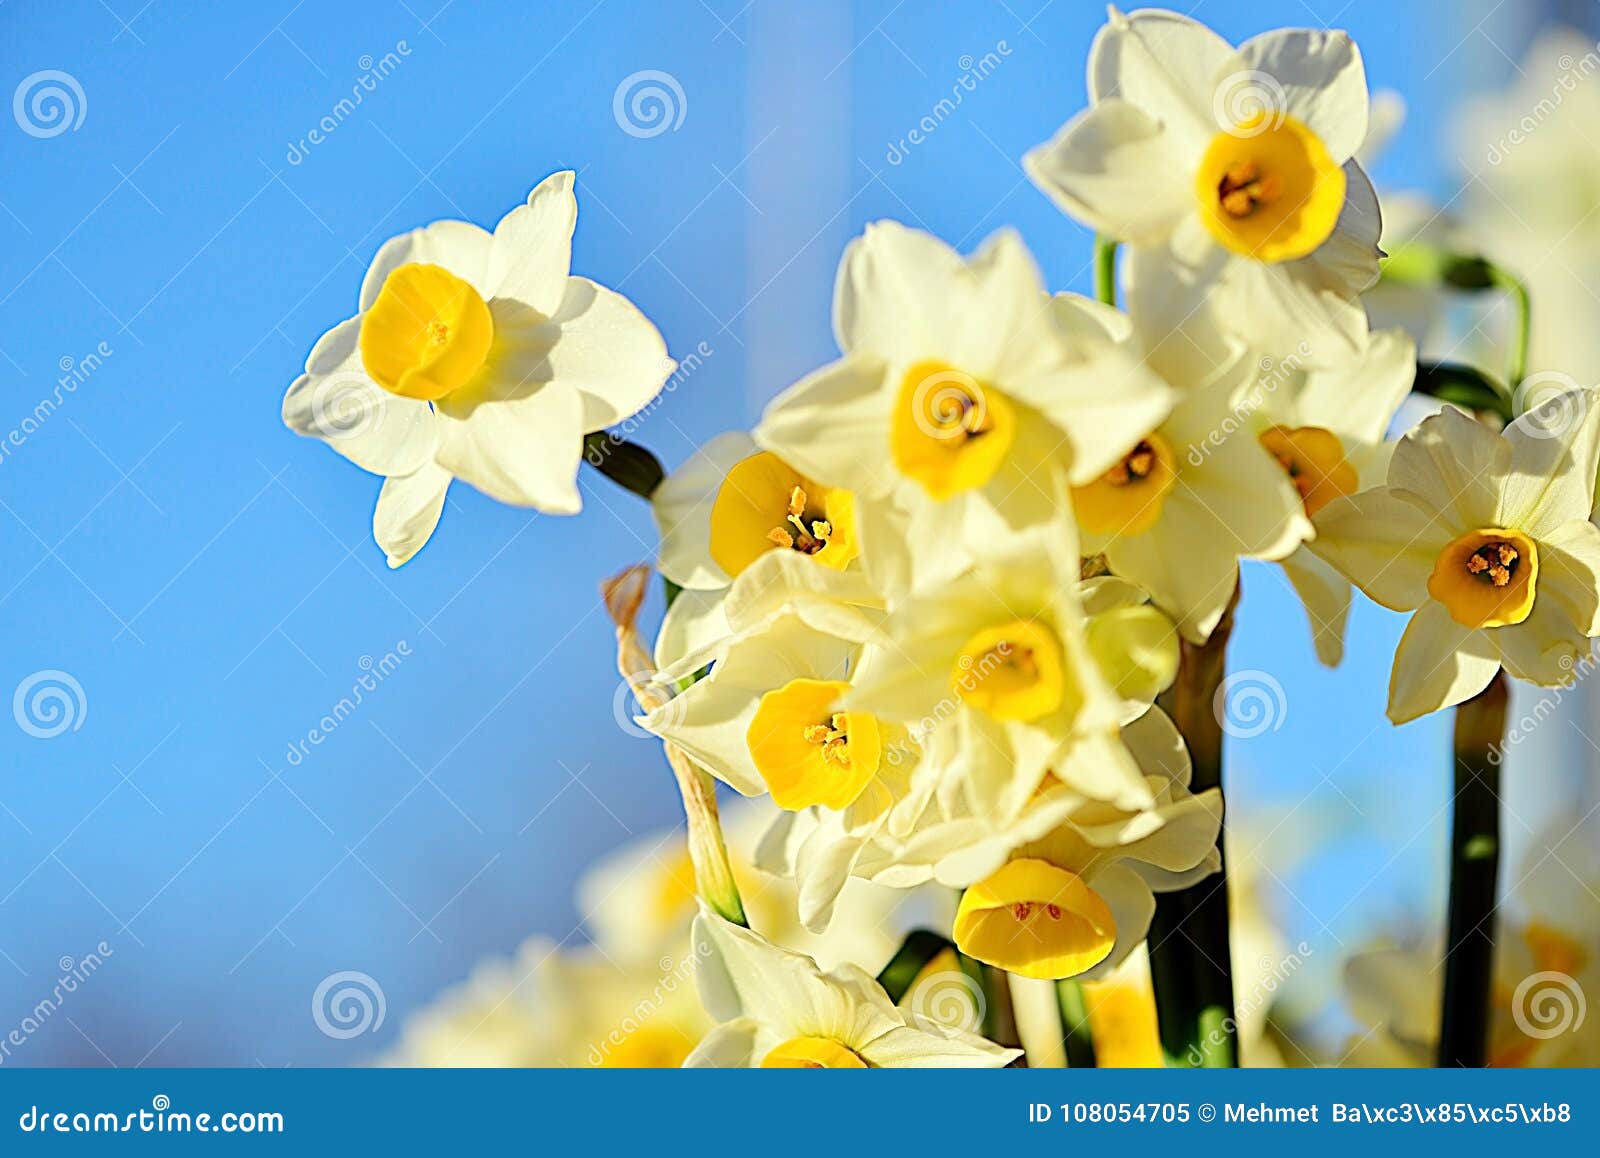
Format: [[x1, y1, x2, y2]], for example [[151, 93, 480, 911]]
[[1094, 236, 1119, 308], [1437, 672, 1508, 1067], [1488, 268, 1532, 390], [1055, 980, 1098, 1068], [1146, 582, 1239, 1067]]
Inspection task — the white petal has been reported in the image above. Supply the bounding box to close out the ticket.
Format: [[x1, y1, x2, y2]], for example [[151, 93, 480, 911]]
[[1077, 863, 1158, 981], [1297, 160, 1384, 299], [1295, 326, 1416, 447], [653, 432, 757, 589], [282, 318, 439, 476], [1309, 489, 1447, 612], [834, 221, 973, 364], [360, 219, 496, 309], [539, 277, 675, 429], [1531, 519, 1600, 637], [1225, 28, 1368, 161], [1124, 217, 1239, 382], [435, 381, 584, 512], [858, 1022, 1018, 1068], [755, 354, 896, 497], [1498, 389, 1600, 536], [1389, 405, 1505, 531], [682, 1019, 758, 1068], [485, 170, 576, 317], [1279, 547, 1351, 667], [1089, 8, 1236, 148], [1388, 601, 1499, 725], [1215, 253, 1367, 366], [373, 462, 451, 568], [1024, 100, 1195, 244]]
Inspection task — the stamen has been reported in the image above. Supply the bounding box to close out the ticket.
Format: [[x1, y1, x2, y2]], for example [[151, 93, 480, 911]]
[[1105, 441, 1157, 486], [766, 527, 795, 549], [1468, 541, 1519, 588], [1012, 902, 1032, 921], [803, 713, 853, 769], [772, 483, 833, 557], [1216, 160, 1280, 219]]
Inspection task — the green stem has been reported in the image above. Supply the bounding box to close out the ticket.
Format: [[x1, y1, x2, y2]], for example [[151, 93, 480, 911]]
[[1093, 236, 1119, 308], [1489, 268, 1532, 390], [1438, 672, 1508, 1067], [1055, 981, 1098, 1068], [1413, 362, 1513, 423], [1146, 582, 1239, 1067]]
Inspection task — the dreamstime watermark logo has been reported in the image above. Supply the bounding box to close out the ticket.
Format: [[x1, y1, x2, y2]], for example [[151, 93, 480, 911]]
[[311, 970, 386, 1039], [1184, 940, 1311, 1065], [1510, 970, 1586, 1041], [284, 643, 411, 766], [612, 70, 686, 138], [907, 969, 986, 1034], [1485, 45, 1600, 165], [307, 371, 387, 443], [13, 70, 86, 138], [582, 941, 712, 1067], [0, 341, 113, 468], [0, 941, 114, 1065], [1511, 372, 1591, 440], [1186, 343, 1311, 466], [885, 40, 1012, 164], [1213, 70, 1287, 137], [286, 41, 412, 165], [1491, 642, 1598, 765], [1213, 670, 1287, 739], [585, 340, 714, 469], [908, 365, 988, 442], [13, 670, 87, 739], [613, 670, 687, 740]]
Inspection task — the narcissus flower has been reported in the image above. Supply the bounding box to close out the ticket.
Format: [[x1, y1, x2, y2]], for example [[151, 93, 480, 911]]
[[653, 432, 862, 590], [755, 223, 1173, 565], [1072, 345, 1312, 643], [1025, 9, 1381, 364], [844, 518, 1154, 811], [686, 908, 1018, 1068], [283, 171, 675, 566], [1313, 400, 1600, 723], [1257, 328, 1417, 665], [828, 709, 1220, 980]]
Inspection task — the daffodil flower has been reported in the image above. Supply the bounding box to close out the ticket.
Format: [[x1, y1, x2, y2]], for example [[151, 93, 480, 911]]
[[842, 517, 1156, 812], [283, 171, 675, 566], [686, 908, 1018, 1068], [1312, 400, 1600, 723], [754, 223, 1173, 575], [1070, 342, 1312, 643], [1257, 328, 1417, 665], [827, 709, 1221, 981], [1025, 8, 1382, 365]]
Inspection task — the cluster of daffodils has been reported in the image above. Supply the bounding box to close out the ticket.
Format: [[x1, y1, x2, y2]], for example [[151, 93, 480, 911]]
[[287, 7, 1600, 1069]]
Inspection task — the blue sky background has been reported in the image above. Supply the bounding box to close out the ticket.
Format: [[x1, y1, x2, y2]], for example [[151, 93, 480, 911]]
[[0, 0, 1583, 1065]]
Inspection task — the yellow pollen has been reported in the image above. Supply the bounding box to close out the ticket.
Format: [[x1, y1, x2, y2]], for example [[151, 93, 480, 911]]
[[747, 679, 881, 811], [1071, 432, 1177, 537], [709, 453, 859, 576], [889, 360, 1017, 500], [1428, 527, 1540, 629], [1194, 115, 1346, 263]]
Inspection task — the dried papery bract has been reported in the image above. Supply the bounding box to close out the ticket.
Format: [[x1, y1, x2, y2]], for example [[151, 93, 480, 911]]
[[602, 564, 747, 926]]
